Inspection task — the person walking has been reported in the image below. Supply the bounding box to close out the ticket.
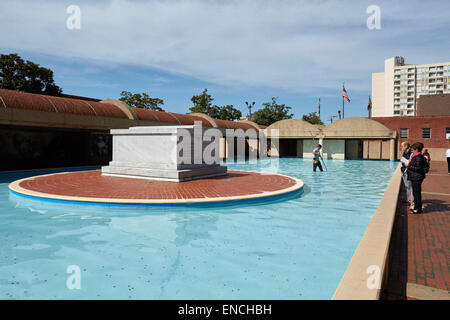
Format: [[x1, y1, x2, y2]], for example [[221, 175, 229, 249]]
[[312, 144, 323, 172], [423, 149, 431, 163], [446, 148, 450, 174], [406, 142, 429, 214], [400, 142, 413, 206]]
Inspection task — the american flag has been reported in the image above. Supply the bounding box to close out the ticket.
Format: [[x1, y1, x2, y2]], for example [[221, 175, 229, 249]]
[[342, 86, 350, 102], [318, 98, 320, 116]]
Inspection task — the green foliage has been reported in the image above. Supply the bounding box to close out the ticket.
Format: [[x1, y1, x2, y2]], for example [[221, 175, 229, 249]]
[[217, 104, 242, 121], [0, 53, 62, 95], [302, 112, 324, 125], [189, 89, 242, 121], [253, 97, 293, 126], [119, 91, 164, 111]]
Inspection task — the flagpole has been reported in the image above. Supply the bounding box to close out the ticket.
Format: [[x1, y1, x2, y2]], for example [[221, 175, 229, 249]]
[[342, 83, 345, 119], [318, 97, 321, 120]]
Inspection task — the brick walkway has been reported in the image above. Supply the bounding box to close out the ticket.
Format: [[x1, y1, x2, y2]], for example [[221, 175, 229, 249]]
[[11, 170, 300, 203], [382, 161, 450, 300]]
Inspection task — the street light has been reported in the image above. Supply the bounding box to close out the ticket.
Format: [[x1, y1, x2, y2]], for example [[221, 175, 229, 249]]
[[245, 101, 255, 120]]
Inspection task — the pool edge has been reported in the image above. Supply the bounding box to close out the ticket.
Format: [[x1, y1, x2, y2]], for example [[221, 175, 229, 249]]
[[332, 163, 402, 300]]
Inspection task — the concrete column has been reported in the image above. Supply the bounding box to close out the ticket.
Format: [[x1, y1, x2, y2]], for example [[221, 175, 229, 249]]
[[270, 139, 280, 157], [247, 138, 258, 161], [226, 137, 234, 160], [318, 138, 325, 159], [296, 139, 303, 157], [236, 138, 246, 159], [389, 138, 396, 161], [259, 136, 267, 158], [219, 137, 226, 159]]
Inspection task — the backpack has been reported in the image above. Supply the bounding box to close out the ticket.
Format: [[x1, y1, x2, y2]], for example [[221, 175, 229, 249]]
[[423, 155, 430, 174]]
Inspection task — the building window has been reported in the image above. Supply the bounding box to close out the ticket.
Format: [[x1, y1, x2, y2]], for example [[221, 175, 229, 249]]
[[422, 128, 431, 139], [446, 128, 450, 139], [400, 128, 409, 139]]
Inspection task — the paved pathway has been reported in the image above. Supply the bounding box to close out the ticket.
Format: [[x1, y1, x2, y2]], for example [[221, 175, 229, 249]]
[[382, 161, 449, 300]]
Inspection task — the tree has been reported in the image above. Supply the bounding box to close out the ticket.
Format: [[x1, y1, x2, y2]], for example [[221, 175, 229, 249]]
[[119, 91, 164, 111], [218, 105, 242, 121], [0, 53, 62, 95], [253, 97, 293, 126], [302, 112, 324, 125], [189, 88, 217, 116], [189, 88, 242, 121]]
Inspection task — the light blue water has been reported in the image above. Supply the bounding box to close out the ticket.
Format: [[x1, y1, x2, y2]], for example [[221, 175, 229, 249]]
[[0, 158, 396, 299]]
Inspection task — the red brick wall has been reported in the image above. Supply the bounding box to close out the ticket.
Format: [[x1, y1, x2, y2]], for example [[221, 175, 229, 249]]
[[373, 116, 450, 148]]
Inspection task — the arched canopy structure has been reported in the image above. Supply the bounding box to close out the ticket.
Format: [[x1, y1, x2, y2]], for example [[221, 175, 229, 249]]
[[265, 119, 322, 138], [264, 117, 397, 160], [0, 89, 261, 131], [265, 117, 394, 139], [323, 117, 395, 139]]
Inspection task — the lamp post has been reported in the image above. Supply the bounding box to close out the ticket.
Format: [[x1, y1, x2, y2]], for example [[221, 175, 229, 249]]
[[245, 101, 255, 120]]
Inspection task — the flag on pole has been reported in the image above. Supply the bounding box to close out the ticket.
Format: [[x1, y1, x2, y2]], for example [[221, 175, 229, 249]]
[[342, 86, 350, 102], [367, 96, 372, 110], [318, 98, 321, 118]]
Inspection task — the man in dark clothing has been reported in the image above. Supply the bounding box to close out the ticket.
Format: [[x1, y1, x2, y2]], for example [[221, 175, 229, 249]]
[[312, 144, 323, 172], [406, 142, 429, 214]]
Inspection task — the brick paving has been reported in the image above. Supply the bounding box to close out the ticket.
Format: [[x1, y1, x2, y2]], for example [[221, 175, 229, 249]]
[[15, 170, 298, 201], [383, 161, 450, 300]]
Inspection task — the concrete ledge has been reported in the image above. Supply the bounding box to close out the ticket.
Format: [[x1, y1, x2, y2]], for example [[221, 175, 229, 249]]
[[333, 164, 402, 300], [406, 283, 450, 300]]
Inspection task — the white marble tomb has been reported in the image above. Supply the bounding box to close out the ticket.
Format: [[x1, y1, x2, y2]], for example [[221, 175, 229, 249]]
[[101, 125, 227, 182]]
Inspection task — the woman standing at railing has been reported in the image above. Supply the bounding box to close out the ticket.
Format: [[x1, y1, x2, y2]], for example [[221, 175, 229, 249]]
[[406, 142, 429, 214]]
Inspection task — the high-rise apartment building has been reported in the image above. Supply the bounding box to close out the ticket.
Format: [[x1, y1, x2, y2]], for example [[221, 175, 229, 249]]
[[372, 57, 450, 117]]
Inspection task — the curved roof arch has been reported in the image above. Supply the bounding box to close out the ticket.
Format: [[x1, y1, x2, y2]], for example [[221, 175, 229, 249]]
[[323, 117, 395, 138], [266, 119, 322, 138], [237, 120, 261, 130], [0, 89, 128, 119], [189, 113, 219, 128], [214, 119, 255, 130]]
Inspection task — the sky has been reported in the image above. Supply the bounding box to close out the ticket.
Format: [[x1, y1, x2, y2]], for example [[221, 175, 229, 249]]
[[1, 0, 449, 123]]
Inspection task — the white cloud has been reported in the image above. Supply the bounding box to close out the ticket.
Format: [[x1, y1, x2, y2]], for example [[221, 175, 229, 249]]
[[1, 0, 449, 95]]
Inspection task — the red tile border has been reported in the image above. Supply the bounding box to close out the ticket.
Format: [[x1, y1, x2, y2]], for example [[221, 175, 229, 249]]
[[9, 170, 303, 204]]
